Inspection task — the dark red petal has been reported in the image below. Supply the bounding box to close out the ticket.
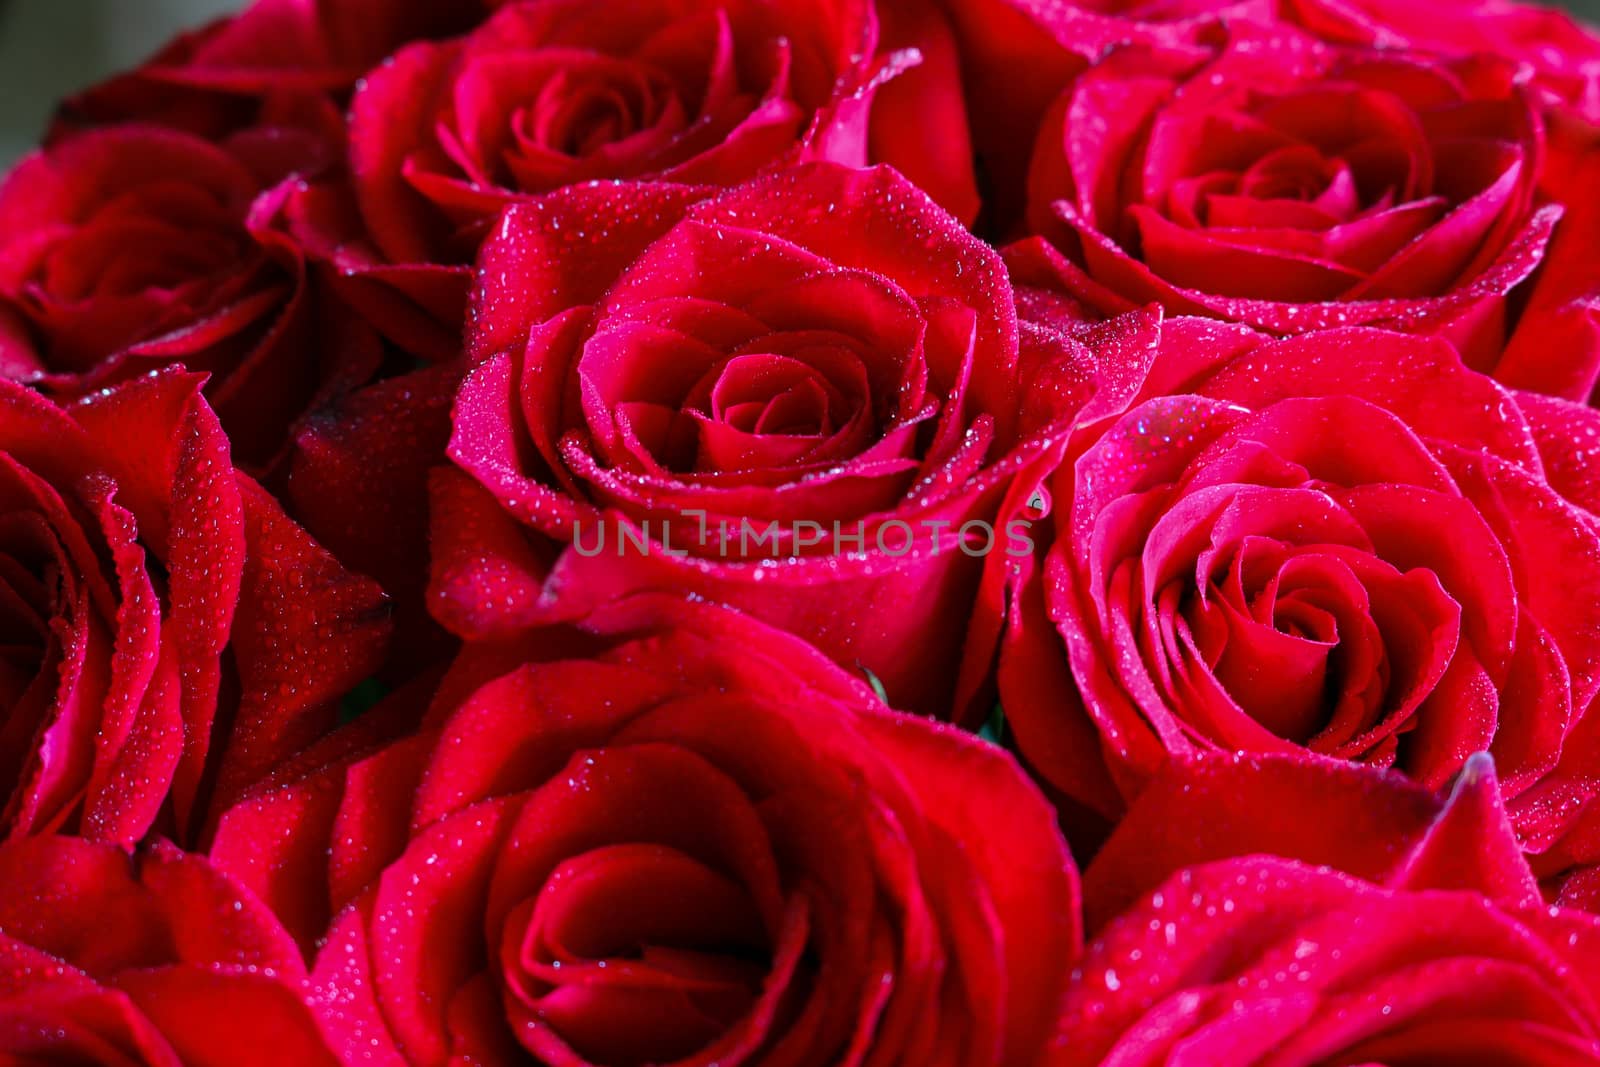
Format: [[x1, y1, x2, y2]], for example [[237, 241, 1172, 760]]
[[70, 370, 245, 835], [868, 2, 980, 225], [1083, 752, 1440, 931], [288, 362, 462, 671], [426, 467, 560, 641], [115, 966, 338, 1067], [211, 477, 390, 817], [468, 182, 712, 362], [308, 904, 409, 1066], [856, 708, 1080, 1061], [348, 40, 460, 265], [1493, 150, 1600, 401], [1388, 752, 1543, 907]]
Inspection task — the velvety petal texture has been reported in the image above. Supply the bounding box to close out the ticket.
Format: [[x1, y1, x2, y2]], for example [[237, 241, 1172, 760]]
[[437, 162, 1033, 715], [0, 109, 389, 469], [0, 372, 389, 848], [347, 0, 881, 266], [1285, 0, 1600, 123], [265, 0, 984, 372], [982, 306, 1600, 872], [1, 0, 1597, 1058], [209, 594, 1079, 1065], [1009, 18, 1590, 379], [1056, 752, 1600, 1065], [0, 835, 336, 1065]]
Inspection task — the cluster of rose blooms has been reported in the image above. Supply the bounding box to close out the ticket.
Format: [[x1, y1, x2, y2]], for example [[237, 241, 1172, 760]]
[[2, 0, 1600, 1061]]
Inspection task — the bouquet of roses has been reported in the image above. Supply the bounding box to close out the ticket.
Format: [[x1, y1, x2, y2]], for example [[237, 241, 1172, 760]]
[[2, 0, 1600, 1061]]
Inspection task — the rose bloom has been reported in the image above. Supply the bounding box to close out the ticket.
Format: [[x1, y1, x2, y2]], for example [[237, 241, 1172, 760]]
[[1, 0, 499, 465], [0, 107, 406, 469], [0, 835, 335, 1065], [208, 595, 1078, 1065], [930, 0, 1268, 236], [434, 162, 1038, 715], [944, 0, 1600, 128], [1055, 751, 1600, 1064], [0, 371, 389, 847], [1008, 21, 1598, 382], [272, 0, 977, 352], [33, 0, 492, 376], [55, 0, 483, 120], [942, 0, 1598, 231], [352, 0, 895, 265], [970, 306, 1600, 866], [267, 0, 979, 590], [1284, 0, 1600, 123], [1515, 386, 1600, 894]]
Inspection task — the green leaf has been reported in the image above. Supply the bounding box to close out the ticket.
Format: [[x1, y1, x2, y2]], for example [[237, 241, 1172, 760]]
[[338, 677, 390, 725], [861, 666, 890, 705], [978, 704, 1007, 747]]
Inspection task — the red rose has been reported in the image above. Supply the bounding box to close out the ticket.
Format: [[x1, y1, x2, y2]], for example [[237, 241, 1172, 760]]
[[1512, 390, 1600, 892], [209, 595, 1078, 1064], [266, 0, 978, 358], [1008, 23, 1595, 377], [228, 0, 972, 533], [1057, 752, 1600, 1064], [33, 0, 494, 379], [352, 0, 882, 266], [0, 116, 399, 468], [1285, 0, 1600, 124], [972, 308, 1600, 864], [0, 371, 389, 847], [924, 0, 1266, 239], [286, 361, 466, 669], [57, 0, 484, 114], [945, 0, 1600, 138], [0, 835, 335, 1065], [432, 162, 1036, 715], [1488, 126, 1600, 401], [331, 0, 870, 356]]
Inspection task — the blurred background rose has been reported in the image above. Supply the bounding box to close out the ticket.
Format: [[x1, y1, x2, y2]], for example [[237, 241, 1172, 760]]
[[0, 0, 1598, 166]]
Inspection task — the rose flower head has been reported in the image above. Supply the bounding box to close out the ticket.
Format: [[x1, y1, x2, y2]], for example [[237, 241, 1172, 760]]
[[210, 595, 1079, 1065], [975, 305, 1600, 871], [0, 370, 389, 848], [1009, 21, 1598, 386], [434, 162, 1042, 715], [0, 104, 405, 469]]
